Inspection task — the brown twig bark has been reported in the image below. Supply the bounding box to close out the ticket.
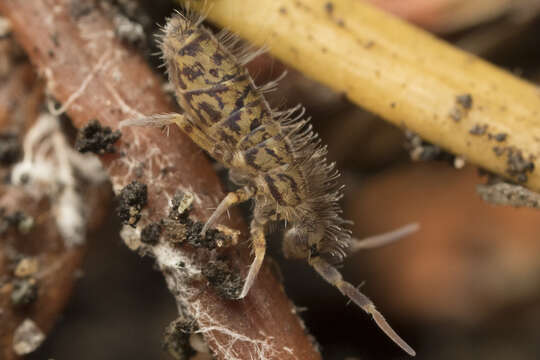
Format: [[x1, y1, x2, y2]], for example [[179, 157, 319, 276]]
[[0, 33, 102, 359], [0, 1, 321, 359], [0, 187, 85, 360], [0, 34, 42, 140]]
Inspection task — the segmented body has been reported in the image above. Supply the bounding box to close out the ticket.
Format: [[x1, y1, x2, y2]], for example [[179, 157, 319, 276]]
[[160, 15, 350, 260], [150, 12, 415, 356]]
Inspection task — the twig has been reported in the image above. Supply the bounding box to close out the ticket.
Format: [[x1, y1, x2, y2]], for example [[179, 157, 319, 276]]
[[188, 0, 540, 192], [0, 1, 321, 359], [0, 186, 88, 360], [0, 33, 106, 358]]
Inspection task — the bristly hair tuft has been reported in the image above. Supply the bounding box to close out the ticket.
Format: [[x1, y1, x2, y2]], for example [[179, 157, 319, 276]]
[[216, 28, 267, 66], [277, 107, 352, 262], [155, 3, 208, 52]]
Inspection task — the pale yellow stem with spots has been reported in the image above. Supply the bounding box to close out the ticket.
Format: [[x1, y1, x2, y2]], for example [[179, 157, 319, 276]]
[[184, 0, 540, 191]]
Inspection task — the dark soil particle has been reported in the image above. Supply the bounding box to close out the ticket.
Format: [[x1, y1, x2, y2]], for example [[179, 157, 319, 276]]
[[162, 316, 196, 360], [116, 181, 147, 227], [456, 94, 473, 109], [161, 218, 187, 244], [493, 146, 505, 157], [404, 130, 453, 162], [75, 119, 121, 154], [164, 193, 237, 250], [184, 221, 206, 247], [325, 2, 334, 14], [507, 148, 534, 182], [181, 218, 221, 250], [469, 124, 487, 136], [11, 277, 38, 306], [450, 93, 473, 122], [417, 145, 442, 161], [449, 107, 463, 122], [0, 133, 22, 166], [494, 133, 508, 142], [141, 222, 162, 245], [0, 209, 34, 235], [202, 258, 242, 299], [491, 146, 535, 183]]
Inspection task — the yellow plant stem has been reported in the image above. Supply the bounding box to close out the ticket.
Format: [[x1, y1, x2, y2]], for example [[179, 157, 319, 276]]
[[184, 0, 540, 191]]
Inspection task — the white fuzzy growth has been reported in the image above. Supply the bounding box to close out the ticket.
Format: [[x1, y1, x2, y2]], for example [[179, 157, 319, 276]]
[[154, 243, 201, 278], [56, 188, 86, 246], [68, 151, 109, 184], [10, 113, 107, 247], [190, 300, 286, 360], [150, 241, 293, 359]]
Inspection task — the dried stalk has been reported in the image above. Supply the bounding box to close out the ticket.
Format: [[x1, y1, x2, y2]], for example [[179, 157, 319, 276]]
[[188, 0, 540, 192], [0, 1, 320, 359], [0, 186, 89, 360], [0, 35, 101, 359]]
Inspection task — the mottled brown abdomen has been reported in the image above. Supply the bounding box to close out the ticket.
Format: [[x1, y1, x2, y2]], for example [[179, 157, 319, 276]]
[[160, 18, 304, 207]]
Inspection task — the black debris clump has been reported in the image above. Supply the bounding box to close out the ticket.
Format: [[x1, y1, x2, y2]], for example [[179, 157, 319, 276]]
[[167, 191, 217, 248], [0, 133, 22, 166], [456, 94, 473, 109], [491, 146, 535, 183], [468, 124, 508, 144], [162, 316, 197, 360], [75, 119, 121, 154], [116, 181, 147, 227], [506, 148, 535, 183], [404, 130, 453, 162], [164, 191, 236, 249], [184, 220, 206, 247], [450, 93, 474, 122], [469, 124, 487, 136], [141, 222, 162, 245], [161, 218, 187, 244], [202, 258, 242, 299], [175, 215, 221, 250]]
